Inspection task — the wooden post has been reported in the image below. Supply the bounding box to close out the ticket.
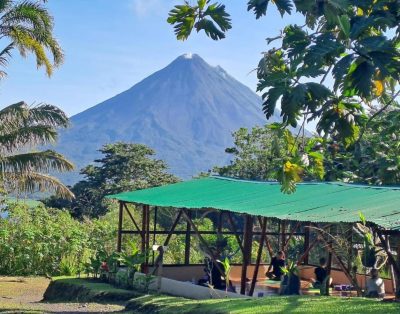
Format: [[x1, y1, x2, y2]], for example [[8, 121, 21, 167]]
[[303, 222, 310, 264], [117, 201, 123, 252], [141, 205, 146, 254], [240, 214, 253, 295], [141, 205, 147, 273], [218, 211, 223, 233], [249, 217, 267, 296], [145, 205, 151, 265], [376, 231, 400, 299], [385, 235, 397, 294], [184, 210, 191, 265], [152, 207, 158, 265], [281, 220, 286, 252]]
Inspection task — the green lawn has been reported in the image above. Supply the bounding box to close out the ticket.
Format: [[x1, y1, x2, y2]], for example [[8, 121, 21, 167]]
[[126, 294, 400, 314], [4, 276, 398, 314]]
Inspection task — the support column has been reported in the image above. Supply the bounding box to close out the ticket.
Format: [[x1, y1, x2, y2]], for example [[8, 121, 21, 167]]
[[303, 222, 310, 265], [184, 210, 191, 265], [249, 217, 267, 296], [240, 214, 253, 295], [281, 220, 286, 252], [117, 201, 123, 252]]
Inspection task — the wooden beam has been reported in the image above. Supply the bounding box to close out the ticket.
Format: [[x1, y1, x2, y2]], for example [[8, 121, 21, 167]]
[[117, 201, 123, 252], [281, 220, 286, 252], [240, 214, 253, 295], [181, 209, 225, 276], [152, 206, 158, 265], [249, 217, 267, 296], [257, 216, 273, 260], [227, 212, 245, 255], [218, 211, 223, 233], [123, 203, 141, 234], [385, 235, 397, 294], [303, 223, 311, 264], [297, 236, 319, 265], [283, 221, 302, 252], [151, 209, 183, 275], [184, 210, 191, 265], [316, 228, 362, 295], [376, 231, 400, 296], [145, 205, 151, 265]]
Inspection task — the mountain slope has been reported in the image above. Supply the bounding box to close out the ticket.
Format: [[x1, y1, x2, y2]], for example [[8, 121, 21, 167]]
[[55, 54, 280, 183]]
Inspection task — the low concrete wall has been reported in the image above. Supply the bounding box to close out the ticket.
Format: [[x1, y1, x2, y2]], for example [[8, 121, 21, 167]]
[[134, 272, 246, 300], [148, 264, 395, 294], [299, 266, 394, 294]]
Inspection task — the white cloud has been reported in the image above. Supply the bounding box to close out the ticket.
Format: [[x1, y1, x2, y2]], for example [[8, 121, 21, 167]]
[[129, 0, 178, 17]]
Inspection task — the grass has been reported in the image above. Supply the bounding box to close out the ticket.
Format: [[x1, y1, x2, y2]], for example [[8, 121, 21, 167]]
[[127, 294, 400, 314], [1, 276, 399, 313]]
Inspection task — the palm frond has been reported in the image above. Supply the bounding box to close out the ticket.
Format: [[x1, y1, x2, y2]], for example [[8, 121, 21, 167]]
[[0, 0, 64, 76], [0, 102, 69, 135], [1, 1, 53, 32], [0, 0, 12, 13], [29, 103, 69, 128], [0, 124, 57, 153], [0, 150, 74, 173], [0, 42, 13, 77], [2, 171, 74, 199]]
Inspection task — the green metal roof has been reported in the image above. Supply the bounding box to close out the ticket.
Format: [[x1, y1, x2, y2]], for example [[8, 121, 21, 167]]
[[107, 176, 400, 230]]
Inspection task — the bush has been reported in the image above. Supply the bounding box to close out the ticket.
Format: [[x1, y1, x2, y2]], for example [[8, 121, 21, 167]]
[[0, 203, 118, 276]]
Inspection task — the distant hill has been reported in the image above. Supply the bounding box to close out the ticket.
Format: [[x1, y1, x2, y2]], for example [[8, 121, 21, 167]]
[[54, 54, 283, 184]]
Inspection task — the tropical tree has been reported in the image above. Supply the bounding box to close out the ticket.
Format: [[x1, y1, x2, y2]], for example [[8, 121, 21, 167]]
[[167, 0, 400, 190], [0, 102, 74, 198], [46, 142, 179, 218], [0, 0, 63, 78], [214, 125, 325, 192]]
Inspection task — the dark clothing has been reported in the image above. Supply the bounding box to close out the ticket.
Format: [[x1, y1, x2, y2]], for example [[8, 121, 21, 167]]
[[210, 261, 225, 289], [200, 258, 225, 290], [315, 266, 327, 284], [267, 257, 285, 280]]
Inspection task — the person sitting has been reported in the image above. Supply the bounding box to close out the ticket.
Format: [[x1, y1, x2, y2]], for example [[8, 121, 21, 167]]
[[198, 248, 226, 290], [266, 251, 285, 281], [366, 268, 385, 298], [313, 257, 331, 289]]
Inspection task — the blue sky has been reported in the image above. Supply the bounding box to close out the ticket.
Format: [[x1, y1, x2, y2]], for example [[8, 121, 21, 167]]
[[1, 0, 303, 116]]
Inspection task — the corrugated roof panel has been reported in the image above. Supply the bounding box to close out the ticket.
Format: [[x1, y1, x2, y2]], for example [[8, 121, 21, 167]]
[[106, 177, 400, 230]]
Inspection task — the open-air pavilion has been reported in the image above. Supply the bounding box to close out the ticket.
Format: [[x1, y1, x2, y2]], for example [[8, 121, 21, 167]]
[[107, 176, 400, 297]]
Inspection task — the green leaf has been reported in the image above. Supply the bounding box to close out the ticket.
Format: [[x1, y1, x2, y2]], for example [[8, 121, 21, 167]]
[[203, 3, 232, 32], [262, 86, 285, 120], [332, 54, 355, 91], [195, 18, 225, 40], [347, 60, 375, 98], [247, 0, 270, 19], [338, 15, 350, 38], [359, 211, 366, 225], [274, 0, 293, 17], [198, 0, 207, 10]]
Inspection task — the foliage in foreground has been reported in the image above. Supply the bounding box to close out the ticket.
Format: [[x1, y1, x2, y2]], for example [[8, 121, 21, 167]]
[[168, 0, 400, 192], [0, 203, 117, 276]]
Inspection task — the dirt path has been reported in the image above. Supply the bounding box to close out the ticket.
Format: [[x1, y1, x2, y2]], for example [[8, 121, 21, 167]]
[[0, 277, 126, 313]]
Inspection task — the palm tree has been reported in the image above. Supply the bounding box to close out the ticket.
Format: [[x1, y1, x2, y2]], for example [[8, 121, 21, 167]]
[[0, 0, 64, 78], [0, 102, 74, 198]]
